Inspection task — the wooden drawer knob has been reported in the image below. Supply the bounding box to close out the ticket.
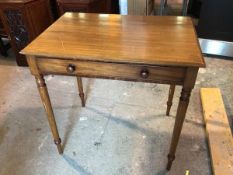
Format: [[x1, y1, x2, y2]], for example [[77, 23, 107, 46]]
[[140, 68, 149, 79], [66, 64, 76, 73]]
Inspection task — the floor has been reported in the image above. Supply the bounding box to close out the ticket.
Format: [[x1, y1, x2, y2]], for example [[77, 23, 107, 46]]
[[0, 49, 233, 175]]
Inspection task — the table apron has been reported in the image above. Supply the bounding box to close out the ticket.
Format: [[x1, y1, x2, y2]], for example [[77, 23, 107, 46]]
[[34, 57, 187, 85]]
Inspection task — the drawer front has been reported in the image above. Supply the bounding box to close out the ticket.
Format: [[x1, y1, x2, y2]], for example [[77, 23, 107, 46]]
[[36, 58, 186, 84]]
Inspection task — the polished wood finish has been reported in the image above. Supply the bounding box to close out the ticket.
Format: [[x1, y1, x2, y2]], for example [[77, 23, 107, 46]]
[[166, 84, 176, 116], [0, 0, 53, 66], [35, 57, 187, 85], [35, 75, 63, 154], [77, 77, 85, 107], [167, 67, 198, 170], [57, 0, 115, 16], [21, 13, 205, 67], [21, 13, 205, 171], [28, 56, 63, 154], [0, 0, 36, 3]]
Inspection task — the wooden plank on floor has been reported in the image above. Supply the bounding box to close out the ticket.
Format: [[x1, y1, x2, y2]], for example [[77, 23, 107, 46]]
[[200, 88, 233, 175]]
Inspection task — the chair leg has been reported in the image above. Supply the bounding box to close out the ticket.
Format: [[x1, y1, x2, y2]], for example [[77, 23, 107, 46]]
[[166, 85, 175, 116], [76, 77, 85, 107]]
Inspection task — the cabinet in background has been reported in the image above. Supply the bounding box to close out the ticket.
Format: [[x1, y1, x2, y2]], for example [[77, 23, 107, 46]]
[[57, 0, 118, 15], [0, 0, 53, 66]]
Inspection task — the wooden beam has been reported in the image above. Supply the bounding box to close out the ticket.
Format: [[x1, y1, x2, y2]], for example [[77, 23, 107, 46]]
[[200, 88, 233, 175]]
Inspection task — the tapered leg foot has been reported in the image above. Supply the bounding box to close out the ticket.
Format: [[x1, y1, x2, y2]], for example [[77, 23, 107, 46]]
[[166, 85, 175, 116], [166, 88, 192, 170], [79, 93, 85, 107], [77, 77, 85, 107], [166, 154, 175, 170], [35, 75, 63, 154], [54, 138, 63, 154]]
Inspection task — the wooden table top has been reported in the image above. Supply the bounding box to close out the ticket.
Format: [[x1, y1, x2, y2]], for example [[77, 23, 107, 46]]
[[21, 13, 205, 67]]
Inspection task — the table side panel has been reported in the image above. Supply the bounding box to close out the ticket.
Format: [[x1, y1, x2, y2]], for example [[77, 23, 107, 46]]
[[35, 57, 186, 85]]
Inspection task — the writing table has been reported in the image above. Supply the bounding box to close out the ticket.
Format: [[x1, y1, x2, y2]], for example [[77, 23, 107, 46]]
[[21, 13, 205, 170]]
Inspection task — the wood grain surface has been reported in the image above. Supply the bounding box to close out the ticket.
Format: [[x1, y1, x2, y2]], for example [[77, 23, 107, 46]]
[[21, 13, 205, 67], [35, 57, 186, 84], [0, 0, 36, 3], [23, 14, 203, 169], [200, 88, 233, 175]]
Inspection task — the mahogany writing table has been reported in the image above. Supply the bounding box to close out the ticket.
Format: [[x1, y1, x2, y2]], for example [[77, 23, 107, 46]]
[[21, 13, 205, 170]]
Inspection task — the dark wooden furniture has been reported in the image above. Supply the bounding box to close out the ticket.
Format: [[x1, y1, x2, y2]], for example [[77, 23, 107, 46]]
[[0, 0, 53, 66], [0, 36, 10, 57], [21, 13, 205, 171], [49, 0, 59, 19], [0, 19, 5, 36], [57, 0, 117, 15], [0, 19, 10, 56]]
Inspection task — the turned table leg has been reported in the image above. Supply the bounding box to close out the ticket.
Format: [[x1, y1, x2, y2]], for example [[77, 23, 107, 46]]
[[166, 67, 198, 170], [76, 77, 85, 107], [35, 75, 63, 154], [166, 85, 175, 116], [166, 87, 191, 170]]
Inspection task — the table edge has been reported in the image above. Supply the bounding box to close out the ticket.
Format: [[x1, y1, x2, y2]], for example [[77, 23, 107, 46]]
[[21, 52, 206, 68]]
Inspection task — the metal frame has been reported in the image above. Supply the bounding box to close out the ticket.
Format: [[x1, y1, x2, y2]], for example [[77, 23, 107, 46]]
[[159, 0, 189, 16], [199, 38, 233, 58]]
